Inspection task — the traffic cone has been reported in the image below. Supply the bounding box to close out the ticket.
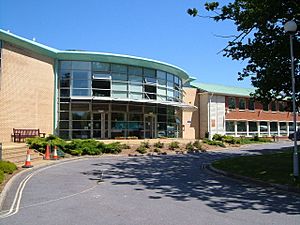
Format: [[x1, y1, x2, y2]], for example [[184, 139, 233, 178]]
[[22, 149, 33, 168], [44, 145, 51, 160], [52, 146, 59, 160]]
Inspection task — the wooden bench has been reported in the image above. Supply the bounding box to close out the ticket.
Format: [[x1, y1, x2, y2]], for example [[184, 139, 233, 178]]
[[11, 128, 46, 143]]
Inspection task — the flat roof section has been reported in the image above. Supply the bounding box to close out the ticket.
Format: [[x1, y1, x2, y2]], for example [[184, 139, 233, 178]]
[[191, 81, 255, 97]]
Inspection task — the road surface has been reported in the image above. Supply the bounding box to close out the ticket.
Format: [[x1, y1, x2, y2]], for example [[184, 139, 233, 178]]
[[0, 142, 299, 225]]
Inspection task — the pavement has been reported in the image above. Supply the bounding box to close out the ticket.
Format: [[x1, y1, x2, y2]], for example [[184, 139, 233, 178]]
[[0, 141, 299, 225]]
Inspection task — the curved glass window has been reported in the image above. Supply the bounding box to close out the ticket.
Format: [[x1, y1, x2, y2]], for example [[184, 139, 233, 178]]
[[59, 60, 183, 103]]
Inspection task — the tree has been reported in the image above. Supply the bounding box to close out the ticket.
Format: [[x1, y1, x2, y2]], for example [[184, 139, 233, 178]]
[[188, 0, 300, 105]]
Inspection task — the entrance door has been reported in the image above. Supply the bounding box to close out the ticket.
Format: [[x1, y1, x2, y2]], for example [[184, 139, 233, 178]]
[[92, 112, 105, 139], [144, 114, 156, 139]]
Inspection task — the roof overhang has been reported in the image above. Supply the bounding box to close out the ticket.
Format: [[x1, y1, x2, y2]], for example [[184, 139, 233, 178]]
[[70, 96, 197, 111]]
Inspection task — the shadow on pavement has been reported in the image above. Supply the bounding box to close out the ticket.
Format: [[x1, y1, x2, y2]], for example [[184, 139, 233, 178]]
[[82, 145, 300, 215]]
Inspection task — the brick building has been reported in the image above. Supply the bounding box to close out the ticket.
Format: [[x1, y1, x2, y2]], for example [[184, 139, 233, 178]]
[[183, 82, 300, 139]]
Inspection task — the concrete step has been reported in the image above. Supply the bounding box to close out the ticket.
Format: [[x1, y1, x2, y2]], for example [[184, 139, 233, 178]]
[[1, 144, 44, 164]]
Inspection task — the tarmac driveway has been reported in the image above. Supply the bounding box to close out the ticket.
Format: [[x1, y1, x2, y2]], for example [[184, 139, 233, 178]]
[[0, 142, 300, 225]]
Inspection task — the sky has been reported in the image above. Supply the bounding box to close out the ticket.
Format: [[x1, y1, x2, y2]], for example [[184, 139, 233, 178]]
[[0, 0, 252, 88]]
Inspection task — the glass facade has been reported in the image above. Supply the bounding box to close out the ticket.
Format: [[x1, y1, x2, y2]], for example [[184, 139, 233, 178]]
[[58, 60, 184, 139]]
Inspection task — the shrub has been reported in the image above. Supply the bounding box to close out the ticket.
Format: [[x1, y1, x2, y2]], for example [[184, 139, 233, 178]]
[[0, 170, 4, 184], [121, 144, 131, 149], [141, 141, 150, 148], [26, 137, 48, 153], [193, 140, 202, 150], [203, 139, 226, 147], [46, 135, 66, 149], [169, 141, 179, 150], [70, 149, 83, 156], [136, 146, 147, 154], [153, 148, 161, 153], [212, 134, 223, 141], [185, 142, 194, 151], [103, 142, 122, 154], [223, 135, 238, 144], [153, 141, 164, 148], [26, 135, 67, 153], [0, 161, 18, 174]]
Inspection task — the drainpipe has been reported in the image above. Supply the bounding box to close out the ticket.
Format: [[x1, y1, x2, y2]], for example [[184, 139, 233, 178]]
[[53, 59, 58, 135], [208, 93, 214, 140]]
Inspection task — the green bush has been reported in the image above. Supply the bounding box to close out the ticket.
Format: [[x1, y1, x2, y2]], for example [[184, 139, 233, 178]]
[[0, 161, 18, 174], [212, 134, 223, 141], [70, 149, 83, 156], [153, 148, 161, 153], [193, 140, 202, 150], [169, 141, 179, 150], [203, 139, 226, 147], [141, 141, 150, 148], [26, 135, 67, 153], [0, 170, 4, 184], [185, 142, 194, 151], [26, 137, 48, 153], [103, 142, 122, 154], [136, 146, 147, 154], [153, 141, 164, 148], [223, 135, 239, 144]]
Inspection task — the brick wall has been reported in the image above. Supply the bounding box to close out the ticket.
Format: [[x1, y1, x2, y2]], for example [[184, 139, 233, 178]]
[[182, 87, 199, 139], [0, 42, 55, 143], [225, 96, 300, 121]]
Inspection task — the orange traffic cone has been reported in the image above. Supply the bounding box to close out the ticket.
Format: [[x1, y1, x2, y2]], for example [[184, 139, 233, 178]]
[[44, 145, 51, 160], [52, 146, 59, 160], [22, 149, 33, 168]]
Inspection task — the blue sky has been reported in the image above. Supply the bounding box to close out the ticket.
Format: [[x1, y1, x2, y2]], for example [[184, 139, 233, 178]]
[[0, 0, 251, 87]]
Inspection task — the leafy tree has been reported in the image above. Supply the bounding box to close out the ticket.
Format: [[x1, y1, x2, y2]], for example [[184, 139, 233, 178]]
[[188, 0, 300, 105]]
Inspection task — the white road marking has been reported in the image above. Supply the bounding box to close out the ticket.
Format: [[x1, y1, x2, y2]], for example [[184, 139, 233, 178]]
[[0, 159, 91, 219]]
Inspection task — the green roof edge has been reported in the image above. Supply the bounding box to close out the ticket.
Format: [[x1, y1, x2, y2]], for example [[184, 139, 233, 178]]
[[0, 29, 189, 81]]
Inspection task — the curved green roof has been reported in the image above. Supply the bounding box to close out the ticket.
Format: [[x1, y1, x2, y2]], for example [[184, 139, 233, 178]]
[[0, 29, 189, 80]]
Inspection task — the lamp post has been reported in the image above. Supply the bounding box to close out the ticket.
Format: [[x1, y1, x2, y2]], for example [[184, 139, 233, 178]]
[[284, 20, 298, 177]]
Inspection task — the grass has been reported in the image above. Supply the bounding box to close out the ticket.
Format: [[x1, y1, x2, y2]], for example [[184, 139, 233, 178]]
[[212, 149, 300, 188]]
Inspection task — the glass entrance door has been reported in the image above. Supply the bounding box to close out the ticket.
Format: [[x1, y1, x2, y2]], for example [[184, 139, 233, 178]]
[[92, 112, 105, 139], [144, 114, 156, 138]]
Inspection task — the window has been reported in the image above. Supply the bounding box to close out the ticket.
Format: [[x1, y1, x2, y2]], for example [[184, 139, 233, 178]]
[[144, 68, 156, 84], [237, 121, 246, 134], [271, 101, 277, 111], [280, 122, 287, 136], [71, 71, 91, 97], [157, 70, 166, 85], [270, 122, 278, 135], [279, 101, 285, 112], [259, 122, 268, 134], [225, 121, 235, 134], [263, 102, 269, 111], [112, 82, 127, 91], [111, 64, 127, 74], [111, 73, 127, 81], [228, 97, 236, 109], [72, 61, 91, 70], [248, 98, 255, 110], [92, 62, 110, 72], [238, 98, 246, 110], [60, 61, 72, 70], [129, 75, 143, 83], [249, 121, 258, 135], [128, 66, 142, 76], [93, 73, 111, 79]]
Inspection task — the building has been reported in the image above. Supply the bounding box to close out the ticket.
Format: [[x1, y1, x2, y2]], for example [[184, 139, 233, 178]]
[[0, 29, 298, 143], [184, 82, 300, 139], [0, 29, 196, 143]]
